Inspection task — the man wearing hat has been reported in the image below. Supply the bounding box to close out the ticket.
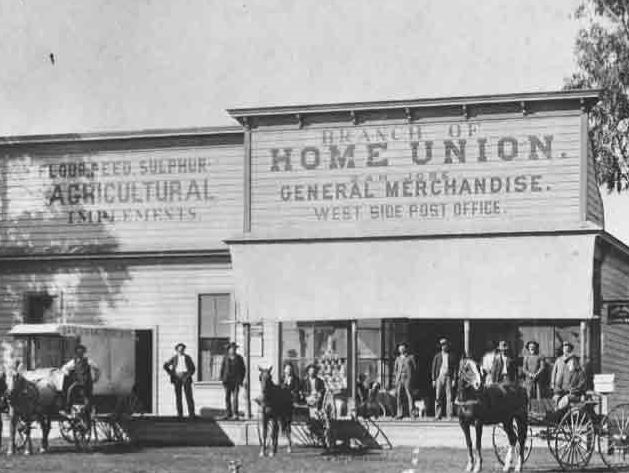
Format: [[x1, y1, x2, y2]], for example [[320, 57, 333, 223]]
[[302, 363, 325, 411], [163, 342, 196, 419], [61, 343, 100, 413], [219, 342, 246, 420], [522, 340, 544, 403], [550, 341, 586, 408], [393, 342, 416, 419], [489, 339, 517, 385], [431, 338, 458, 420]]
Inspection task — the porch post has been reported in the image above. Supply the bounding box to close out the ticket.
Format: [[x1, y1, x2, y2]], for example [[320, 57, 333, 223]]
[[277, 322, 283, 383], [463, 320, 470, 357], [243, 322, 252, 419], [350, 320, 358, 403], [580, 320, 587, 363]]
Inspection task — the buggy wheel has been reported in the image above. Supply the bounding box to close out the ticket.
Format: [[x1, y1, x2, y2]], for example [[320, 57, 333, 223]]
[[598, 403, 629, 471], [93, 417, 117, 443], [491, 421, 532, 466], [59, 417, 74, 443], [551, 407, 595, 470], [70, 410, 92, 450]]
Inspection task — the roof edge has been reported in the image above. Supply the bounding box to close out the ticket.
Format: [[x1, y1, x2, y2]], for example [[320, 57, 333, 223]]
[[227, 89, 601, 119], [0, 125, 244, 146]]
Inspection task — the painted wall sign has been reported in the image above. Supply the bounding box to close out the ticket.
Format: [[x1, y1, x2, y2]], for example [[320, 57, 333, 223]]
[[0, 144, 243, 253], [250, 115, 584, 236]]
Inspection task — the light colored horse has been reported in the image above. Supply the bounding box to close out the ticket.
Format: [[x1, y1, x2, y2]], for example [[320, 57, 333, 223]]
[[4, 365, 65, 455], [456, 357, 528, 473]]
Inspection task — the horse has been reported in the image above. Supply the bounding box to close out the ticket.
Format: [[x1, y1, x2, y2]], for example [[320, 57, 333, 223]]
[[4, 365, 64, 455], [456, 357, 528, 473], [257, 366, 293, 457]]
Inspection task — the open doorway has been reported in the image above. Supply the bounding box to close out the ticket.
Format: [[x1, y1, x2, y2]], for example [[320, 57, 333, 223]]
[[134, 329, 153, 413]]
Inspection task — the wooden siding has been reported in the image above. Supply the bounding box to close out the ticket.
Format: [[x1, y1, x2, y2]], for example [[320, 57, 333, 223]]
[[586, 146, 604, 227], [249, 114, 584, 238], [601, 246, 629, 406], [0, 137, 243, 254], [0, 258, 236, 415]]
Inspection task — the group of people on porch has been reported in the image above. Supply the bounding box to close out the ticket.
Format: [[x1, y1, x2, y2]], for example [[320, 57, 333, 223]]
[[380, 337, 588, 420]]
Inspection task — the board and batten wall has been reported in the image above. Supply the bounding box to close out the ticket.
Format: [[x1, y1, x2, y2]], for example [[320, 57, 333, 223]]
[[600, 241, 629, 407], [0, 132, 243, 253], [249, 113, 595, 238]]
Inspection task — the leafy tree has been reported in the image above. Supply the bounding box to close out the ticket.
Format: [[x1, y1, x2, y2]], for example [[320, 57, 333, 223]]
[[567, 0, 629, 191]]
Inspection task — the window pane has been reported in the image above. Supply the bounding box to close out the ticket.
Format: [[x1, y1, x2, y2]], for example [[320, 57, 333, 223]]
[[358, 359, 380, 386], [199, 337, 228, 381], [358, 329, 380, 358], [199, 294, 231, 338]]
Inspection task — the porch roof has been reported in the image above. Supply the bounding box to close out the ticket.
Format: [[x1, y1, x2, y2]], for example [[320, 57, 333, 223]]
[[230, 233, 596, 322]]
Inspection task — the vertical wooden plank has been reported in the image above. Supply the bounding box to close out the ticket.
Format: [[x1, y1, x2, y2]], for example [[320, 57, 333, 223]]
[[463, 320, 470, 357], [243, 322, 251, 419], [243, 128, 252, 233]]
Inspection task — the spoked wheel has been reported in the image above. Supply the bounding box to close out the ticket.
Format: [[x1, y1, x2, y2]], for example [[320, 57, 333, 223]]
[[491, 420, 533, 466], [598, 403, 629, 470], [93, 417, 117, 443], [551, 407, 595, 470], [69, 407, 92, 450], [59, 417, 74, 443]]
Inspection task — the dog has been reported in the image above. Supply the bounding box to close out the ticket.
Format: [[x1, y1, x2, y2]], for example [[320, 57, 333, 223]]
[[412, 399, 427, 418]]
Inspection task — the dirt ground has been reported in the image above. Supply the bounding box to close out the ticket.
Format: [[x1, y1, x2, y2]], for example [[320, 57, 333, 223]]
[[0, 444, 615, 473]]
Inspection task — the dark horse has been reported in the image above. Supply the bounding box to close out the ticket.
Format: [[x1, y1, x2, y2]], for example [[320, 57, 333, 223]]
[[456, 357, 528, 473], [4, 365, 63, 455], [257, 366, 293, 457]]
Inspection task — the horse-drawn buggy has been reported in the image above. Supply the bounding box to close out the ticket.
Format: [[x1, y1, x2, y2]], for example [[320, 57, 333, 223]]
[[255, 366, 391, 457], [2, 323, 140, 454], [492, 393, 629, 471]]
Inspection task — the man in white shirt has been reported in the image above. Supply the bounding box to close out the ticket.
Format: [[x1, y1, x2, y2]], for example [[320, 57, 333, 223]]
[[163, 343, 196, 419], [61, 344, 100, 412]]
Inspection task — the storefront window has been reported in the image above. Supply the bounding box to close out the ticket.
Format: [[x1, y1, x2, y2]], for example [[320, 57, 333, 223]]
[[357, 319, 381, 387], [198, 293, 232, 381], [282, 322, 348, 392]]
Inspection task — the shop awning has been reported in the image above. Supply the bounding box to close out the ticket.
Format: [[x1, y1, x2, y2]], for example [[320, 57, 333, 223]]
[[230, 234, 596, 322]]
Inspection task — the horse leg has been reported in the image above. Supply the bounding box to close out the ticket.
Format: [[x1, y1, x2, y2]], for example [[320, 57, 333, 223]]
[[39, 416, 51, 453], [473, 422, 483, 473], [285, 419, 293, 454], [503, 420, 517, 473], [23, 419, 32, 456], [514, 417, 527, 473], [259, 415, 267, 457], [270, 419, 279, 456], [6, 411, 15, 456], [461, 420, 474, 472]]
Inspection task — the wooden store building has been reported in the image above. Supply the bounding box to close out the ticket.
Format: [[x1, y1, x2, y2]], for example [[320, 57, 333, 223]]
[[1, 89, 629, 418]]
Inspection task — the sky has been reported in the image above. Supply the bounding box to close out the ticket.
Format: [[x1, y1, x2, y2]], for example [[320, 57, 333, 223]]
[[2, 0, 629, 241]]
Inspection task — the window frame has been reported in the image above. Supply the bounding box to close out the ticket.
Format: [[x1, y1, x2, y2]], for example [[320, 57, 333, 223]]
[[196, 292, 234, 384], [23, 291, 60, 324]]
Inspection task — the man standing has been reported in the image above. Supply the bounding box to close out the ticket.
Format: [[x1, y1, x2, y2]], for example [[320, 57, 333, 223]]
[[163, 342, 196, 419], [393, 342, 416, 419], [61, 344, 100, 413], [551, 341, 586, 408], [219, 342, 246, 420], [431, 338, 457, 420], [302, 364, 325, 412], [490, 340, 516, 385]]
